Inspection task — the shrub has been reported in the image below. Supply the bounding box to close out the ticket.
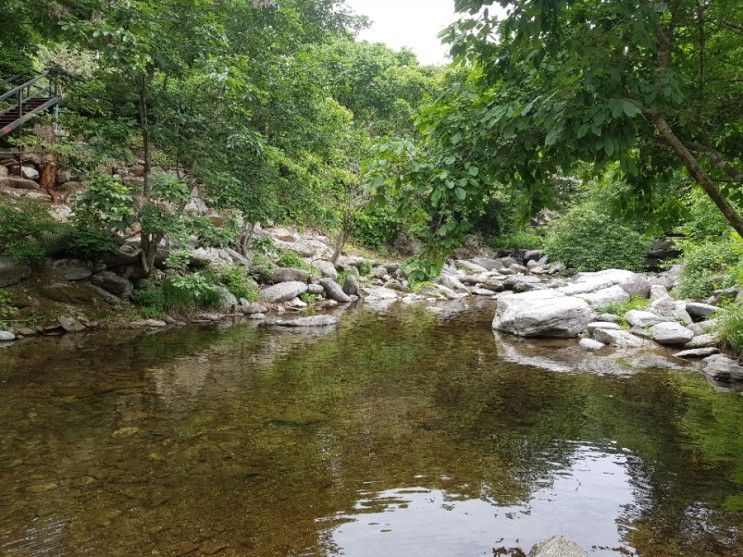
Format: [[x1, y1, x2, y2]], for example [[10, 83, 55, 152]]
[[545, 204, 651, 272], [65, 226, 120, 260], [718, 303, 743, 355], [0, 291, 19, 329], [299, 292, 319, 304], [217, 266, 258, 301], [676, 237, 743, 300], [164, 273, 222, 310], [351, 204, 401, 250], [356, 260, 372, 277], [276, 249, 306, 269], [400, 255, 443, 287], [250, 235, 275, 256], [487, 231, 544, 250], [0, 199, 61, 260], [597, 296, 650, 318]]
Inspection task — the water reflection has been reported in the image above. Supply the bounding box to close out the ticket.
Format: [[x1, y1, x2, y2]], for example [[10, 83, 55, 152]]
[[0, 302, 741, 556], [328, 445, 634, 557]]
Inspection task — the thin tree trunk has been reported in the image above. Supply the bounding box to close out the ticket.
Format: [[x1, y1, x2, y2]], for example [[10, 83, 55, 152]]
[[331, 214, 351, 265], [138, 72, 155, 275], [649, 111, 743, 237]]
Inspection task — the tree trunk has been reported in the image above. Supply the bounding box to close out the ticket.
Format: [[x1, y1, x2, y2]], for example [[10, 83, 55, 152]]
[[650, 112, 743, 237], [331, 214, 351, 265], [138, 72, 155, 275]]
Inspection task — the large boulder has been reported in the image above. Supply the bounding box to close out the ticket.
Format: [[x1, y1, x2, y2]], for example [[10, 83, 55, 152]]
[[365, 286, 399, 300], [51, 259, 92, 281], [269, 267, 310, 284], [625, 310, 663, 328], [342, 274, 360, 296], [703, 354, 743, 383], [0, 256, 32, 287], [492, 290, 595, 338], [214, 285, 238, 309], [260, 281, 308, 303], [311, 259, 338, 280], [649, 322, 695, 345], [575, 285, 630, 308], [319, 278, 352, 303], [0, 330, 17, 341], [0, 176, 40, 190], [685, 302, 720, 320], [560, 269, 650, 297], [91, 271, 133, 298]]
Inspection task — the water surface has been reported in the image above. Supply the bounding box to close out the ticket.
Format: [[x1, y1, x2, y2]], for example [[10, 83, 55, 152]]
[[0, 301, 741, 556]]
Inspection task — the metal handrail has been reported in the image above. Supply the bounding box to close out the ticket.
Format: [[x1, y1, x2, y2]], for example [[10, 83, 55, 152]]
[[0, 71, 51, 103]]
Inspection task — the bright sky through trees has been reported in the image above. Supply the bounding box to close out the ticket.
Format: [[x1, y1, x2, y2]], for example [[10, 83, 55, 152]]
[[346, 0, 458, 65]]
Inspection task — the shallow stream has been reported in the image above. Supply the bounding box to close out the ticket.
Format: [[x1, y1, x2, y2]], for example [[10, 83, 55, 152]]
[[1, 301, 741, 556]]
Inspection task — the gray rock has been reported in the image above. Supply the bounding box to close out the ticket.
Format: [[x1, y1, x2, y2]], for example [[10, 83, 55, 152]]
[[240, 302, 266, 315], [272, 315, 339, 327], [215, 286, 238, 309], [686, 302, 720, 319], [307, 283, 325, 295], [472, 287, 497, 296], [524, 249, 544, 262], [0, 330, 17, 341], [130, 319, 167, 328], [319, 278, 352, 303], [529, 535, 587, 557], [342, 274, 360, 296], [579, 338, 606, 351], [247, 313, 266, 320], [471, 257, 502, 271], [57, 315, 87, 333], [586, 321, 620, 332], [651, 296, 693, 325], [365, 286, 399, 300], [593, 328, 647, 348], [684, 333, 720, 349], [624, 310, 663, 328], [456, 260, 489, 274], [222, 247, 250, 266], [576, 285, 630, 307], [493, 290, 595, 338], [689, 319, 719, 336], [260, 281, 308, 303], [649, 322, 695, 345], [269, 267, 310, 284], [438, 272, 469, 293], [21, 166, 39, 180], [372, 265, 388, 280], [0, 176, 40, 189], [595, 313, 621, 323], [703, 354, 743, 383], [561, 269, 650, 298], [707, 287, 739, 305], [52, 259, 92, 281], [311, 259, 338, 279], [90, 271, 134, 298], [0, 256, 32, 287], [56, 170, 71, 185], [674, 347, 719, 358], [650, 284, 668, 301]]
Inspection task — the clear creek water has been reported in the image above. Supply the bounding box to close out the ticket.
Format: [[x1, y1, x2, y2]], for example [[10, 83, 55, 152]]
[[0, 301, 741, 556]]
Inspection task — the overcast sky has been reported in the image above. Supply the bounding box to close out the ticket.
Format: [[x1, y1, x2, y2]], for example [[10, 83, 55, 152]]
[[345, 0, 459, 65]]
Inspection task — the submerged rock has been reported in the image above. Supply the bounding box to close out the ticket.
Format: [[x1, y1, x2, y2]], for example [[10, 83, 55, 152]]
[[271, 315, 339, 327], [493, 290, 595, 338], [0, 330, 17, 341], [579, 338, 605, 351], [529, 536, 587, 557], [593, 328, 648, 348], [703, 354, 743, 383]]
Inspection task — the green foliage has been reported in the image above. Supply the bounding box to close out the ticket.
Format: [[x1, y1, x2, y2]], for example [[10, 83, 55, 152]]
[[250, 236, 276, 257], [356, 260, 372, 277], [135, 272, 222, 316], [351, 204, 401, 251], [0, 290, 19, 330], [72, 174, 135, 235], [545, 205, 651, 272], [217, 266, 258, 302], [680, 189, 736, 242], [249, 253, 274, 281], [598, 297, 650, 319], [164, 250, 192, 271], [299, 292, 319, 304], [400, 256, 444, 287], [717, 303, 743, 356], [676, 236, 743, 299], [0, 199, 61, 260], [277, 250, 307, 270], [487, 231, 544, 251]]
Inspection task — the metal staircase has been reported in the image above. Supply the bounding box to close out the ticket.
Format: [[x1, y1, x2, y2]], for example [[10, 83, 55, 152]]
[[0, 71, 61, 137]]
